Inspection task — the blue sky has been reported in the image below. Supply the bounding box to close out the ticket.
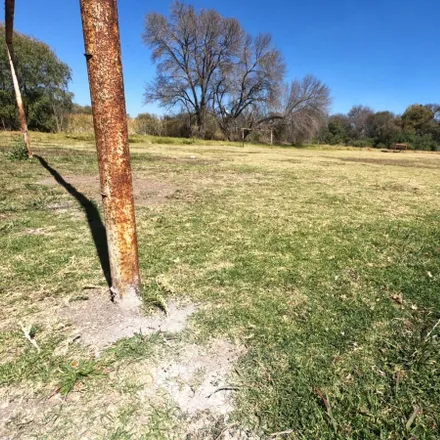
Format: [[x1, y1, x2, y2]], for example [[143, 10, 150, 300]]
[[7, 0, 439, 116]]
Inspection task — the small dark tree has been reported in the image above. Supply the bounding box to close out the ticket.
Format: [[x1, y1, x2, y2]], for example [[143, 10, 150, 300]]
[[324, 114, 351, 145], [134, 113, 162, 136], [366, 111, 401, 147], [71, 103, 93, 115]]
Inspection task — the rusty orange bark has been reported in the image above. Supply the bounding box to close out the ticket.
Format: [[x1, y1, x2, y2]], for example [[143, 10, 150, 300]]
[[79, 0, 141, 308]]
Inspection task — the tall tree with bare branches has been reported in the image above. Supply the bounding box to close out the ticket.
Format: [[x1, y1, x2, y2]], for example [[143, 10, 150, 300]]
[[251, 75, 331, 144], [212, 33, 285, 140], [4, 0, 31, 156], [143, 2, 330, 143], [143, 1, 242, 138]]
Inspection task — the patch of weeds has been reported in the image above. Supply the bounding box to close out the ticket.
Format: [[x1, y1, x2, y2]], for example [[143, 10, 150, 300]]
[[142, 294, 168, 316], [28, 324, 41, 339], [0, 335, 65, 386], [141, 402, 183, 440], [7, 136, 29, 161], [153, 136, 196, 145], [105, 332, 163, 363], [0, 329, 101, 397], [107, 426, 135, 440], [118, 403, 139, 427], [59, 359, 102, 395], [0, 330, 28, 363], [0, 221, 14, 234], [141, 277, 177, 314], [65, 133, 95, 142]]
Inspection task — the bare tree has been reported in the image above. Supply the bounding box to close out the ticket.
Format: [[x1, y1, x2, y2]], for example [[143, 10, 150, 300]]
[[143, 3, 330, 144], [254, 75, 331, 144], [143, 1, 242, 138], [347, 105, 374, 139], [212, 33, 285, 140], [4, 0, 31, 156]]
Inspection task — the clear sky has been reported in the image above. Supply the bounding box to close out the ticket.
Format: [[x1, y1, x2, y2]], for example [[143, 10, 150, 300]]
[[7, 0, 439, 116]]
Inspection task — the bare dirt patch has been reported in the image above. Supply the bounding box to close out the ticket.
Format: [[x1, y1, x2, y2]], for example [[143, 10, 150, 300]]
[[58, 291, 196, 352], [40, 174, 181, 208], [0, 337, 249, 439], [1, 293, 250, 439], [150, 339, 243, 416]]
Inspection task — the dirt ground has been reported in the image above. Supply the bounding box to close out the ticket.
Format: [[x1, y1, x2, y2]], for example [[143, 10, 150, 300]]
[[1, 292, 249, 439], [40, 174, 180, 208]]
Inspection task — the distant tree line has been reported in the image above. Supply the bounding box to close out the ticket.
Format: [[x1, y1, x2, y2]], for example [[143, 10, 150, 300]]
[[316, 104, 440, 150], [2, 15, 439, 151]]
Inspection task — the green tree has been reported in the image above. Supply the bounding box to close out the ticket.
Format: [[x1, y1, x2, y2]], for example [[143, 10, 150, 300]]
[[366, 111, 401, 147], [402, 104, 435, 136], [0, 25, 72, 132], [324, 114, 350, 145], [400, 105, 440, 150]]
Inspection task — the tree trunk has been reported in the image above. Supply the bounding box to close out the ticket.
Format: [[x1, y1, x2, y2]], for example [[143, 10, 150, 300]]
[[196, 106, 206, 139], [52, 103, 62, 133], [80, 0, 141, 309], [218, 118, 235, 141], [5, 0, 32, 157]]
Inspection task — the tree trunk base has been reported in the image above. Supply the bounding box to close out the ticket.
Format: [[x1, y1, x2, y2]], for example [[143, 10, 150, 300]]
[[111, 285, 142, 311]]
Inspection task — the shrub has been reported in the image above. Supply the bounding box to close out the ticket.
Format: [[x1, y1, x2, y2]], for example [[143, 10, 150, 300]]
[[7, 136, 28, 161], [351, 138, 374, 148], [133, 113, 162, 136], [64, 113, 94, 133]]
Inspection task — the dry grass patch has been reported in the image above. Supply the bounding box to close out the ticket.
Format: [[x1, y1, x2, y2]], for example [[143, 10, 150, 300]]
[[39, 174, 183, 208], [1, 132, 440, 438]]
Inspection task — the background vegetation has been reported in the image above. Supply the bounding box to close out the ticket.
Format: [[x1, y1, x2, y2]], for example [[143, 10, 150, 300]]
[[318, 104, 440, 151], [2, 3, 440, 151], [0, 25, 72, 133]]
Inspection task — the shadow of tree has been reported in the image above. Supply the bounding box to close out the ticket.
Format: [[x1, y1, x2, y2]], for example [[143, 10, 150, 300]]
[[35, 155, 111, 287]]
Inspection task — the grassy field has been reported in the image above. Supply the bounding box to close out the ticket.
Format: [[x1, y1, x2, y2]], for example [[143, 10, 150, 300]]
[[1, 132, 440, 439]]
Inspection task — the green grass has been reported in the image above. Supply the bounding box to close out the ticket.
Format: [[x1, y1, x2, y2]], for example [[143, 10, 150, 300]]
[[1, 131, 440, 438]]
